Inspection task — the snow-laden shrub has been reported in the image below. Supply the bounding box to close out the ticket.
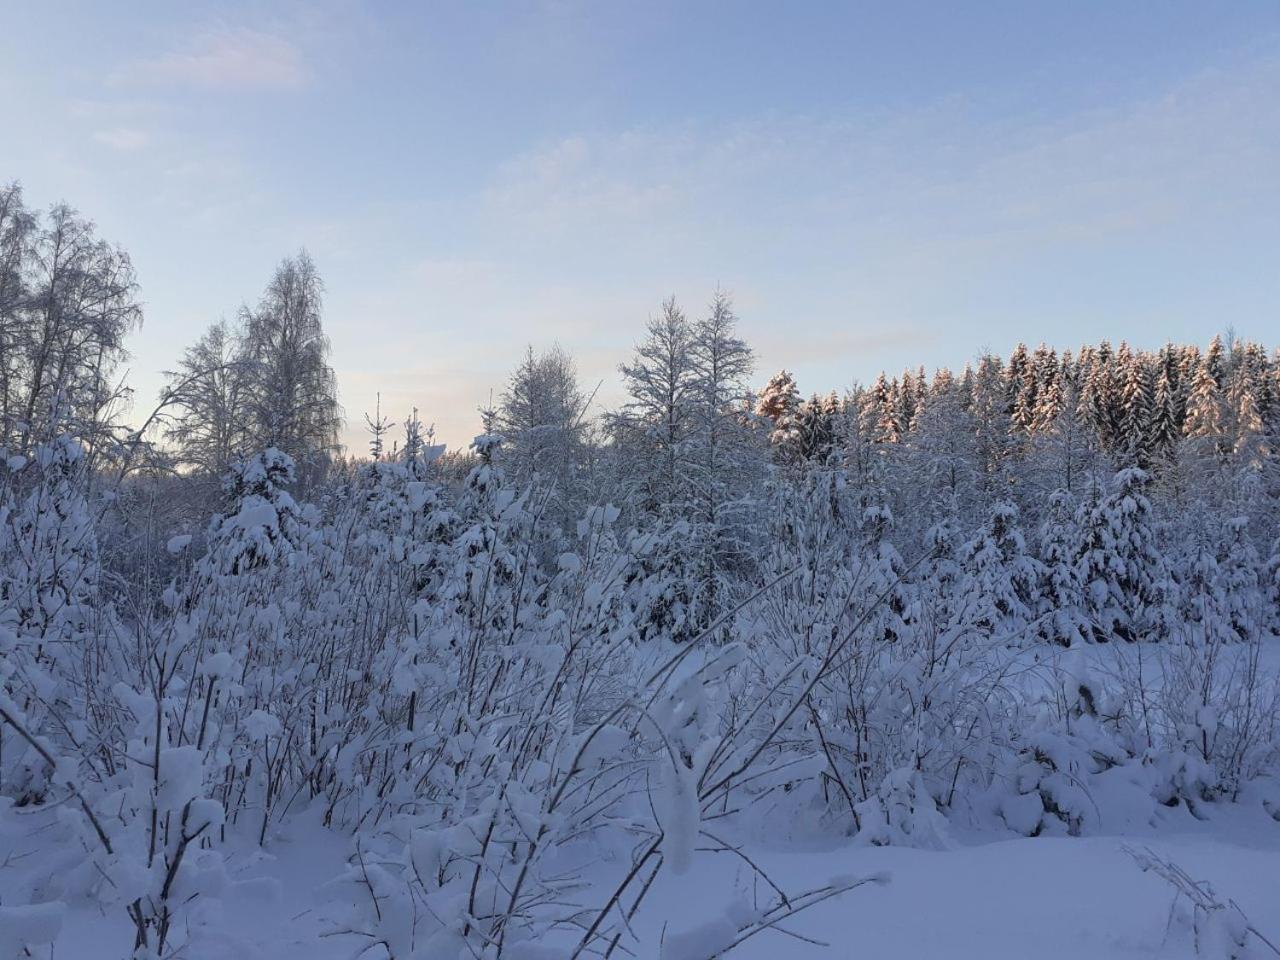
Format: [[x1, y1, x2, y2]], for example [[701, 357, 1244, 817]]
[[855, 767, 953, 849], [315, 495, 827, 955], [739, 471, 1020, 844], [0, 437, 102, 806]]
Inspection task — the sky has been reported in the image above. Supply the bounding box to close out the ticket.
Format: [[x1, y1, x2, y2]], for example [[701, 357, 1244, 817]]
[[2, 1, 1279, 453]]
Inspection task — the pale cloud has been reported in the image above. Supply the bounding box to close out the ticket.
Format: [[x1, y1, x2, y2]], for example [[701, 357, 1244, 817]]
[[483, 131, 686, 236], [93, 127, 151, 151], [118, 27, 309, 91], [480, 48, 1279, 269], [410, 257, 503, 291]]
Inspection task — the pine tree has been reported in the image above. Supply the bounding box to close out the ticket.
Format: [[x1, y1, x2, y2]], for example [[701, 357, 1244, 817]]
[[1265, 535, 1280, 634], [1028, 344, 1060, 433], [1228, 361, 1267, 471], [1079, 341, 1119, 453], [1174, 518, 1224, 639], [865, 372, 900, 445], [756, 369, 801, 457], [210, 448, 311, 576], [857, 503, 912, 643], [895, 368, 918, 438], [792, 392, 838, 463], [756, 369, 799, 421], [916, 517, 965, 630], [910, 366, 929, 432]]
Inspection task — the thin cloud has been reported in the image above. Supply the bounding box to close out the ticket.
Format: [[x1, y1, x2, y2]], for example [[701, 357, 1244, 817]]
[[480, 47, 1280, 266], [93, 127, 151, 151], [117, 27, 309, 91]]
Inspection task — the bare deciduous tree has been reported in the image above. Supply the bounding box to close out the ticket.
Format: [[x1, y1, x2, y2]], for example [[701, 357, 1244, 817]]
[[239, 251, 341, 487]]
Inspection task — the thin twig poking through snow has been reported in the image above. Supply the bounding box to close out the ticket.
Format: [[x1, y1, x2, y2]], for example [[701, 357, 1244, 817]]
[[1124, 845, 1280, 958]]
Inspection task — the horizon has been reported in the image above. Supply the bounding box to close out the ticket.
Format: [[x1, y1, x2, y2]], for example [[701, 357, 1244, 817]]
[[3, 2, 1278, 452]]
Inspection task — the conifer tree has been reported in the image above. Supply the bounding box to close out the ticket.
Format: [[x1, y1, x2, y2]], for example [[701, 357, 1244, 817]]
[[1183, 360, 1228, 465], [1117, 349, 1153, 467], [1216, 516, 1262, 642], [1037, 490, 1088, 646], [865, 372, 900, 445], [757, 369, 801, 457], [1204, 333, 1226, 387], [1079, 341, 1119, 452], [970, 354, 1011, 493], [1228, 361, 1267, 471], [1075, 467, 1171, 642], [1150, 362, 1181, 464], [1008, 343, 1037, 436], [792, 392, 839, 463], [957, 500, 1041, 639]]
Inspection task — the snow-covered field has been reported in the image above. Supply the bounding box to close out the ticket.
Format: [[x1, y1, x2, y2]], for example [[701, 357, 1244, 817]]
[[648, 813, 1280, 959], [37, 797, 1280, 959]]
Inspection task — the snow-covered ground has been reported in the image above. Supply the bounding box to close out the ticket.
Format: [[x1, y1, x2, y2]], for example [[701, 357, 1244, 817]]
[[644, 803, 1280, 959], [37, 795, 1278, 960]]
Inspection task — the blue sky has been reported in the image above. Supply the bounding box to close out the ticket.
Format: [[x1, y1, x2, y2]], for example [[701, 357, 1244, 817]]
[[3, 1, 1278, 450]]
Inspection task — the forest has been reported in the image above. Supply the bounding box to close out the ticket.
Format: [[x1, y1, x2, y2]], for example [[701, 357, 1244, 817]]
[[2, 182, 1280, 958]]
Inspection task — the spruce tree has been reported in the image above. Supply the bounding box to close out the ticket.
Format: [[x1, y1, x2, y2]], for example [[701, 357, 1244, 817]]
[[1075, 467, 1171, 642], [1117, 349, 1153, 467], [957, 500, 1041, 640], [1037, 490, 1088, 646], [1183, 360, 1228, 466]]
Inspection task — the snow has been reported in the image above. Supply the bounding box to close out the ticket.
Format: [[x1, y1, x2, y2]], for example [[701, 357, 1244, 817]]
[[243, 708, 282, 741], [156, 745, 206, 809], [38, 801, 1280, 959], [0, 903, 63, 955], [661, 914, 739, 960], [641, 810, 1280, 959]]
